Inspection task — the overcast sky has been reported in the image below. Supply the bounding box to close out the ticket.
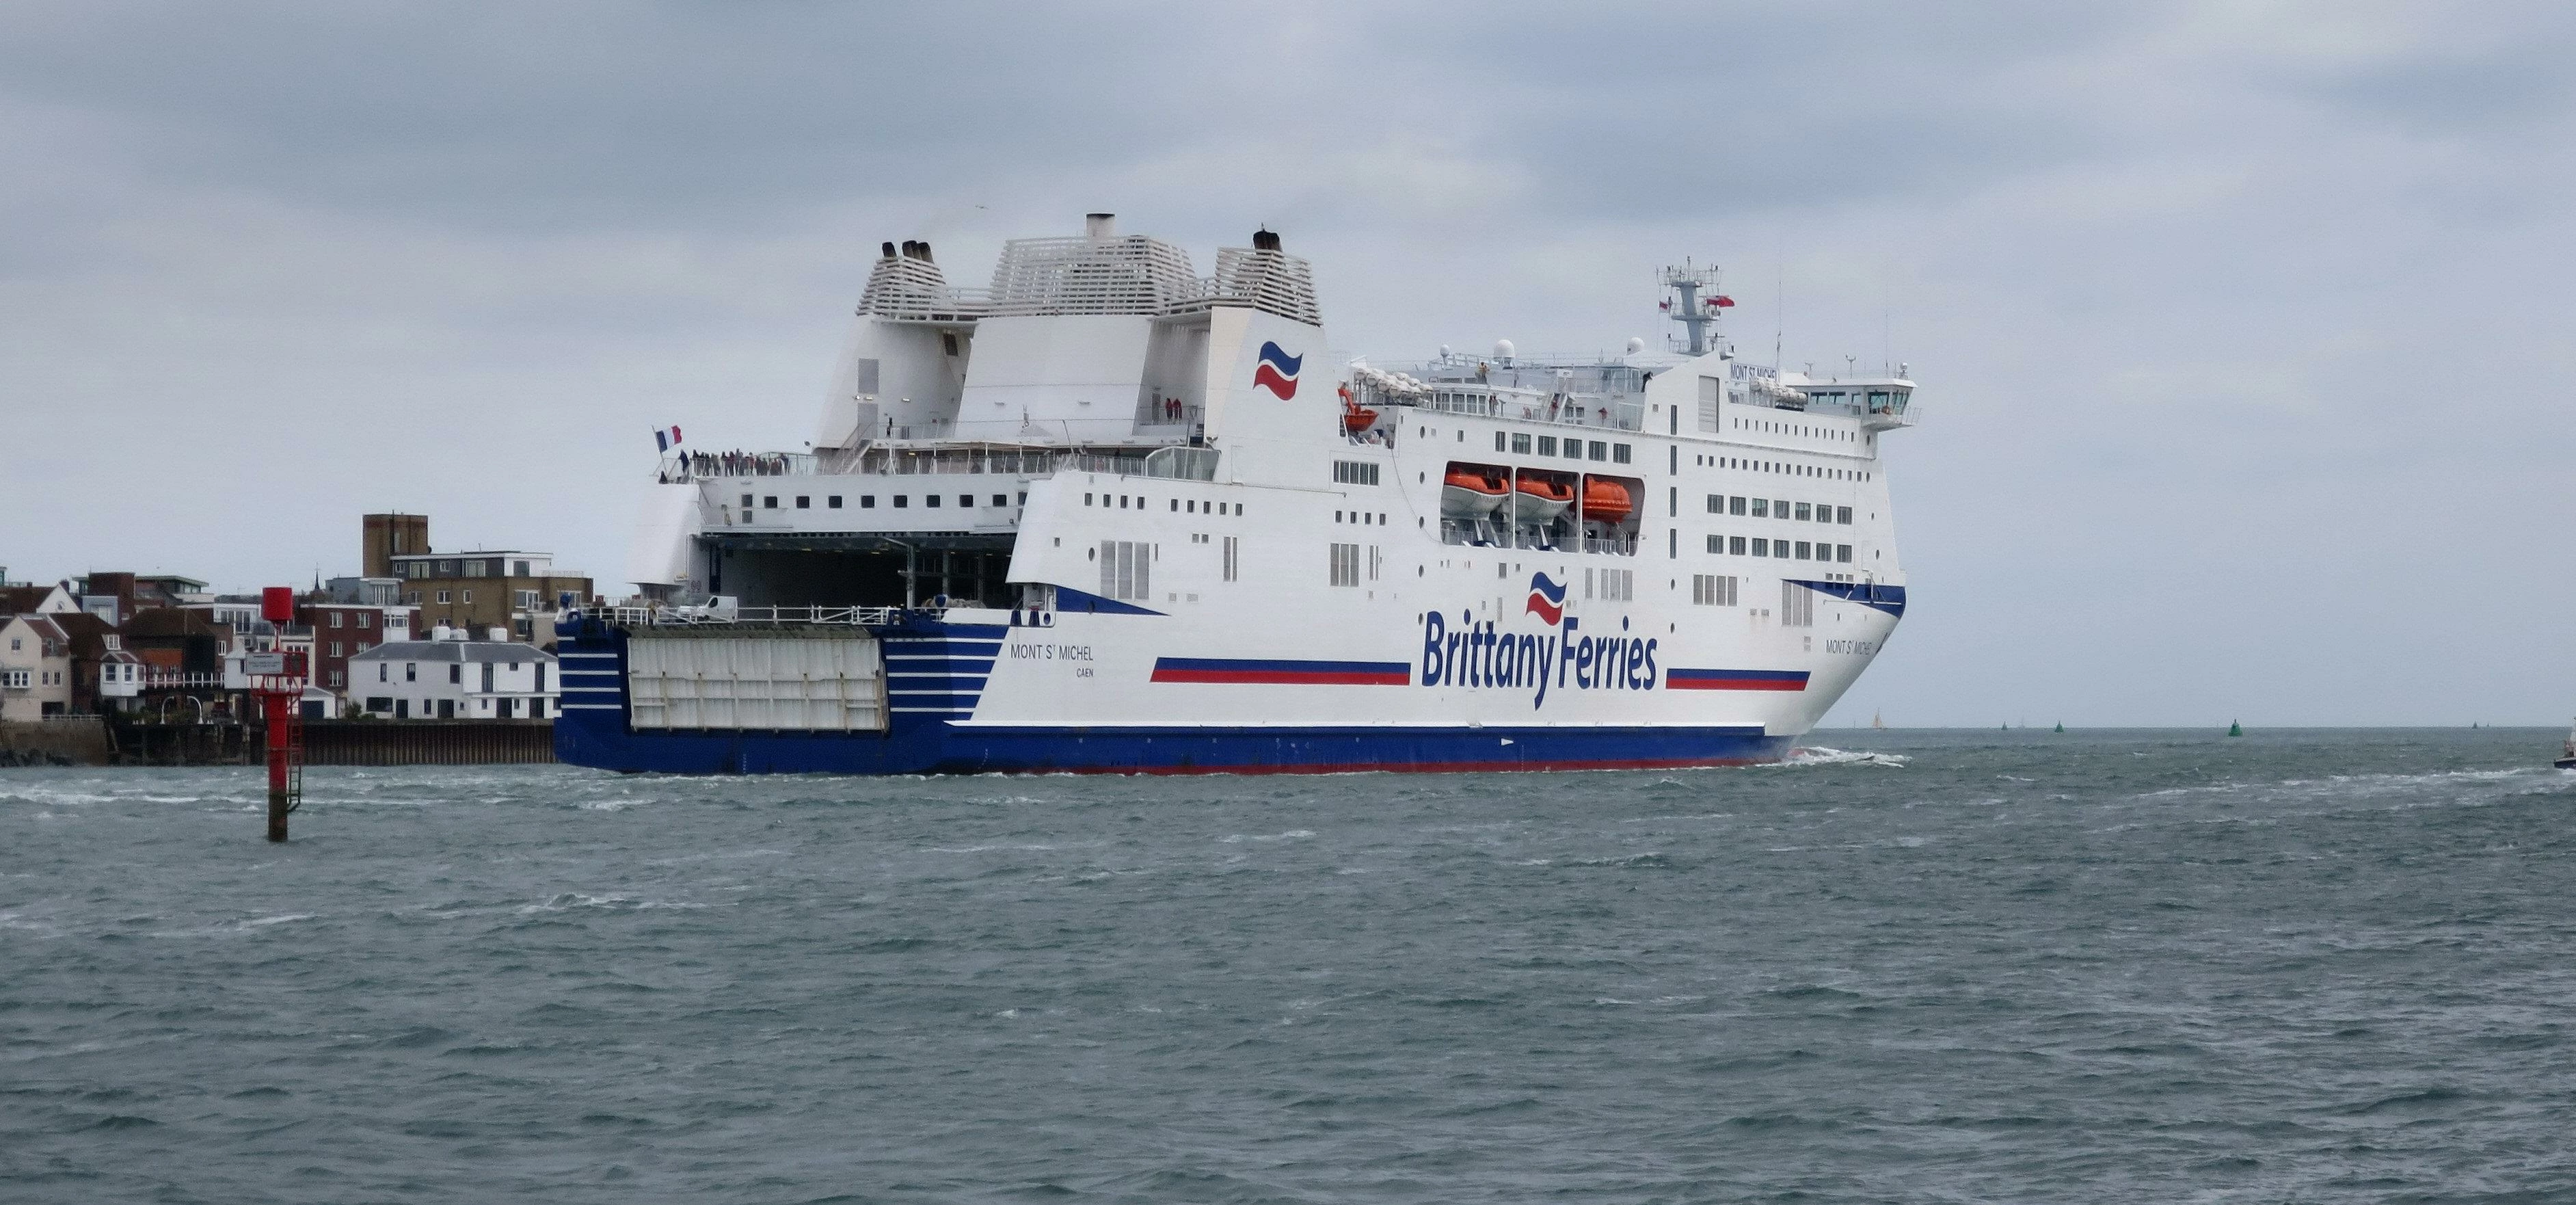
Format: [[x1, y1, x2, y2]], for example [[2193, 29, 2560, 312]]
[[5, 1, 2572, 726]]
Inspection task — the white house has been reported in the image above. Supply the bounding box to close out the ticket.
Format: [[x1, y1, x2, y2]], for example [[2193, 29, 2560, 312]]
[[349, 630, 560, 721], [0, 614, 75, 721]]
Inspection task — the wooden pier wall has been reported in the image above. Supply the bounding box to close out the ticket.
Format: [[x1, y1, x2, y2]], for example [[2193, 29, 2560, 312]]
[[99, 719, 556, 767]]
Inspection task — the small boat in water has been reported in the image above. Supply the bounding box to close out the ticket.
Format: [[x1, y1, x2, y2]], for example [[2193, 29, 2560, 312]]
[[2556, 719, 2576, 770]]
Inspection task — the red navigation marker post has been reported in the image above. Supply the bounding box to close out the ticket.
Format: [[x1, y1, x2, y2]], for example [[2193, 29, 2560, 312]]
[[253, 586, 308, 843]]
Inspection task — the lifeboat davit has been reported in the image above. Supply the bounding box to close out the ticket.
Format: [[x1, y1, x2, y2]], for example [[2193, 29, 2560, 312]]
[[1440, 466, 1508, 519], [1512, 475, 1573, 522], [1580, 477, 1633, 525]]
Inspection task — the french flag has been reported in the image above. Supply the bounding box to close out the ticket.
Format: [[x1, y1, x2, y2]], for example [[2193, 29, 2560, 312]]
[[1525, 572, 1568, 626], [653, 425, 683, 453]]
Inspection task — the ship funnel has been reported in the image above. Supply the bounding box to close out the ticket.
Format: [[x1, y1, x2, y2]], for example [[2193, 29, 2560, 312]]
[[1252, 227, 1281, 252], [881, 241, 896, 259], [1085, 213, 1116, 238]]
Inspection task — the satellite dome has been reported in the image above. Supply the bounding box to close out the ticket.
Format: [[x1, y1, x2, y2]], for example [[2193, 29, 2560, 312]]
[[1437, 344, 1451, 359], [1625, 336, 1646, 356], [1494, 339, 1516, 360]]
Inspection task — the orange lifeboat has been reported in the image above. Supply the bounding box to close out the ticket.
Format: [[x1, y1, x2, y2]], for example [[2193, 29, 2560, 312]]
[[1512, 475, 1572, 522], [1580, 477, 1633, 525], [1440, 466, 1508, 519], [1341, 402, 1380, 434]]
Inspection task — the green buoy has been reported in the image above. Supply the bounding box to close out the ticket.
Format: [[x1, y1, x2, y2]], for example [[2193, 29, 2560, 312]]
[[2053, 722, 2064, 733], [2227, 719, 2242, 737]]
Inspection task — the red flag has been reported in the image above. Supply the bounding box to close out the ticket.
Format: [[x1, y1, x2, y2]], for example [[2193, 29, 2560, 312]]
[[1713, 295, 1736, 308]]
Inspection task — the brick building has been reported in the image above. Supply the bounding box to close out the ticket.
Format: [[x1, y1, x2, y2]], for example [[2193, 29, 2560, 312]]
[[361, 514, 592, 648]]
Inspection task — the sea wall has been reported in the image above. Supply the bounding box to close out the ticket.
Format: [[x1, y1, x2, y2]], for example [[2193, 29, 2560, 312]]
[[0, 719, 114, 767]]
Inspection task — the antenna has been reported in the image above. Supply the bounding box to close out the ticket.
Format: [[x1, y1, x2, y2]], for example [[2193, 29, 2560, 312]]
[[1773, 260, 1783, 375]]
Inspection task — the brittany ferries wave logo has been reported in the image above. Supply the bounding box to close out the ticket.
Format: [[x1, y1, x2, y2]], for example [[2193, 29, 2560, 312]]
[[1251, 341, 1302, 399], [1524, 572, 1568, 626]]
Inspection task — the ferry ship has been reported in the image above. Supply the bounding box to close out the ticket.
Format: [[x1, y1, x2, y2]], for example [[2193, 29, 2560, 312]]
[[555, 215, 1916, 773]]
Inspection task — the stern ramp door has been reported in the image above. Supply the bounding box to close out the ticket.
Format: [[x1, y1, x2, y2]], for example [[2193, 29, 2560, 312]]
[[626, 633, 887, 732]]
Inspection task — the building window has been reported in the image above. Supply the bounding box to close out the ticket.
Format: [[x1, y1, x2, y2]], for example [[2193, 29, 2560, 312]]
[[449, 663, 461, 683], [435, 590, 451, 604], [462, 590, 473, 604], [514, 560, 531, 577], [329, 641, 343, 657], [1329, 542, 1360, 587], [405, 663, 417, 682], [328, 670, 344, 687], [330, 612, 345, 628], [357, 613, 371, 629]]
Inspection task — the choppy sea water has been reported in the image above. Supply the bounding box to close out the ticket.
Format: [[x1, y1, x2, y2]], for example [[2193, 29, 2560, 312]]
[[4, 728, 2574, 1203]]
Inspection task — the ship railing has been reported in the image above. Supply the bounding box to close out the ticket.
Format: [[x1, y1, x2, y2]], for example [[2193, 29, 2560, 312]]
[[1358, 382, 1643, 434], [602, 604, 912, 629]]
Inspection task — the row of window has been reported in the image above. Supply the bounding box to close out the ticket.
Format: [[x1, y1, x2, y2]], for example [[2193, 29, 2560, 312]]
[[363, 697, 546, 720], [1709, 496, 1853, 524], [323, 611, 378, 628], [1691, 574, 1740, 607], [1485, 430, 1635, 463], [1332, 460, 1382, 486], [1084, 492, 1244, 516], [750, 492, 1026, 511], [374, 661, 546, 689], [1, 668, 61, 688], [1706, 535, 1854, 562], [399, 559, 535, 580]]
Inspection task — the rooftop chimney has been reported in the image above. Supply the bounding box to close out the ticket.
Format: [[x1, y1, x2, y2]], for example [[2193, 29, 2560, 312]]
[[1085, 213, 1116, 239]]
